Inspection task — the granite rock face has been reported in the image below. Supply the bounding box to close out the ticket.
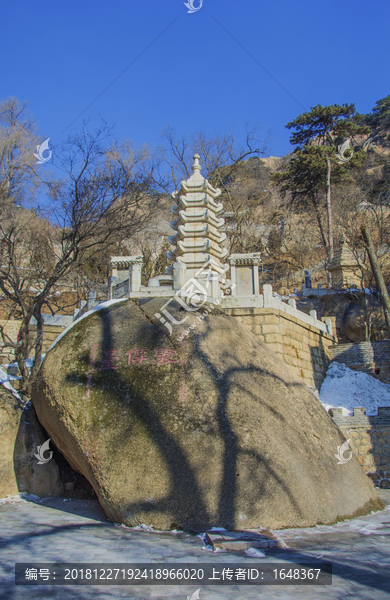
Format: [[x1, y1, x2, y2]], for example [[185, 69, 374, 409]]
[[33, 298, 383, 530], [14, 402, 64, 498], [341, 299, 388, 342], [0, 387, 63, 498], [0, 387, 21, 497]]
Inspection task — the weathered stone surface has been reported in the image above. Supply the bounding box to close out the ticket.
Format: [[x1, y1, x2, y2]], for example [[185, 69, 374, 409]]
[[33, 298, 383, 530], [0, 387, 21, 497], [341, 299, 388, 342], [0, 388, 63, 498], [14, 403, 64, 498]]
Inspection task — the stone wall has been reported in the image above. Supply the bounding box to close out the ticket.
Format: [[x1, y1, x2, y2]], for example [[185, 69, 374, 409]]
[[330, 340, 390, 383], [0, 320, 66, 363], [331, 407, 390, 489], [30, 325, 67, 355], [223, 307, 336, 389]]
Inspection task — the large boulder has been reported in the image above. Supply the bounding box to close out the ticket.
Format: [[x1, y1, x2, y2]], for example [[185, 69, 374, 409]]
[[0, 387, 63, 498], [14, 402, 64, 498], [0, 387, 21, 496], [341, 298, 388, 342], [33, 298, 383, 530]]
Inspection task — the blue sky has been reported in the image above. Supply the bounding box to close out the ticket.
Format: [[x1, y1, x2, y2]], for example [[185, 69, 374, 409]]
[[3, 0, 390, 159]]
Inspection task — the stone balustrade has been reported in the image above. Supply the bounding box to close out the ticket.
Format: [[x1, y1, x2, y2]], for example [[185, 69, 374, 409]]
[[222, 284, 333, 336]]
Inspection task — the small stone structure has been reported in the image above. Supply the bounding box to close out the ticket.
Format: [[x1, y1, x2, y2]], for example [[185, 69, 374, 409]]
[[108, 255, 143, 299], [166, 153, 229, 294], [0, 319, 69, 364], [330, 340, 390, 383], [328, 244, 361, 288], [296, 244, 361, 295], [228, 253, 261, 296], [108, 156, 231, 302], [331, 407, 390, 489]]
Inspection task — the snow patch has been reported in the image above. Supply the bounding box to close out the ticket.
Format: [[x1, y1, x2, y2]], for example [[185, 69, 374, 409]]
[[244, 547, 266, 558], [0, 493, 40, 504], [0, 366, 23, 402], [320, 362, 390, 416]]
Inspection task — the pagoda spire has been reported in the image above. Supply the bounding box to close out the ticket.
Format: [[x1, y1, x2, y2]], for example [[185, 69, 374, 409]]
[[166, 154, 228, 281]]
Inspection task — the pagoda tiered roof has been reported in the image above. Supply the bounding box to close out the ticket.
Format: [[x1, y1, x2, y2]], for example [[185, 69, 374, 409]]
[[166, 154, 228, 272]]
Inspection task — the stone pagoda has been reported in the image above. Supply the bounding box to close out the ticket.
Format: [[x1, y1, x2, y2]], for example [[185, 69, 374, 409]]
[[327, 243, 361, 288], [166, 154, 229, 296]]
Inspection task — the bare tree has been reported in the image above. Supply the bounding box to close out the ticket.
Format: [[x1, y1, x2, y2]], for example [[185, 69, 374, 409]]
[[155, 125, 272, 253], [0, 117, 158, 400], [361, 224, 390, 335], [331, 173, 390, 339], [156, 124, 269, 190], [0, 97, 40, 207]]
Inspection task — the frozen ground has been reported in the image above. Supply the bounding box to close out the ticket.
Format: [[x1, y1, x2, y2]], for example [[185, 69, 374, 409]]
[[320, 362, 390, 416], [0, 492, 389, 600]]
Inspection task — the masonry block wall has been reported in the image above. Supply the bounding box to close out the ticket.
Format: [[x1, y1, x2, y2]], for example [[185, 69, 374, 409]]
[[224, 307, 336, 389], [29, 325, 66, 355], [0, 320, 19, 363], [0, 321, 66, 363], [330, 341, 390, 383], [331, 407, 390, 489]]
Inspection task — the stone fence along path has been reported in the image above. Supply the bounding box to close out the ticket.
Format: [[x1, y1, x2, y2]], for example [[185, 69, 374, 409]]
[[222, 284, 333, 336]]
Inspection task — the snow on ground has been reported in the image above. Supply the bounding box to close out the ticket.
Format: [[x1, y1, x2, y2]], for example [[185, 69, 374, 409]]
[[0, 356, 47, 401], [0, 493, 41, 505], [320, 361, 390, 416], [274, 505, 390, 543], [0, 366, 22, 401], [0, 366, 19, 382], [7, 355, 45, 370]]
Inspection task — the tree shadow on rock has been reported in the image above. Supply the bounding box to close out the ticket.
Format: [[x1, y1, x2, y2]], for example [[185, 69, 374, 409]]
[[64, 304, 211, 530]]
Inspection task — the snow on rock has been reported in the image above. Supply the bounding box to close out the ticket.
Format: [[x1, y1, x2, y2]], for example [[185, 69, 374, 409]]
[[47, 298, 128, 353], [320, 361, 390, 416]]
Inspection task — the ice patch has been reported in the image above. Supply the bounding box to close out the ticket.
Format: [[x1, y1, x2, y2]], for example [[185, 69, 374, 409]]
[[198, 532, 214, 552], [244, 547, 266, 558]]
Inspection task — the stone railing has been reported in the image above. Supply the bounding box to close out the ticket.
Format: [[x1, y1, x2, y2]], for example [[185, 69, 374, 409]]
[[112, 280, 129, 300], [222, 284, 333, 336]]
